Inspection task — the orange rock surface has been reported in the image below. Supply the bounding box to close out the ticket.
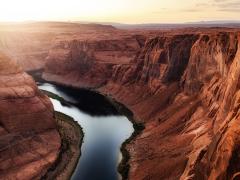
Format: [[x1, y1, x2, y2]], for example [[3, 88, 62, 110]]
[[43, 27, 240, 179], [0, 52, 61, 179], [2, 22, 240, 179]]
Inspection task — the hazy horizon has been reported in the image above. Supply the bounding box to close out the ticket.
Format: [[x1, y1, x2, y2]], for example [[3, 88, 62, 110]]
[[1, 0, 240, 24]]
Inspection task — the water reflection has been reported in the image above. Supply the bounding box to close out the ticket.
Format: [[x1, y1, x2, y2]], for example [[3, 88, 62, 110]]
[[38, 83, 134, 180]]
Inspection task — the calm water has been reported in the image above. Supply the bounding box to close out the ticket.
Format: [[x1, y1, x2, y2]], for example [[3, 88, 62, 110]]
[[38, 83, 134, 180]]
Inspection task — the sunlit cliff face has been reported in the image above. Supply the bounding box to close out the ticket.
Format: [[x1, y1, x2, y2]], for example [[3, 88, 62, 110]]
[[0, 0, 239, 23]]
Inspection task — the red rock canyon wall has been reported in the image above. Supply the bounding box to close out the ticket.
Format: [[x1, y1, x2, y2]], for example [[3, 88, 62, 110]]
[[0, 52, 61, 179], [43, 30, 240, 180]]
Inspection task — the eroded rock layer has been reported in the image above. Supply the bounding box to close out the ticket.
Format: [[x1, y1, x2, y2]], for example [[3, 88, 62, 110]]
[[0, 53, 61, 179], [42, 29, 240, 180], [43, 34, 145, 88]]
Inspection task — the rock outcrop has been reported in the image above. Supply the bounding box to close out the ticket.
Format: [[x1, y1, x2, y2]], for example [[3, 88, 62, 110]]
[[0, 52, 61, 179], [43, 34, 145, 88], [42, 29, 240, 180]]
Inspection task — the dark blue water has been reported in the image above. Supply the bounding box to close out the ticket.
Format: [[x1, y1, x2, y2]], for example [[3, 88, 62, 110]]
[[38, 83, 133, 180]]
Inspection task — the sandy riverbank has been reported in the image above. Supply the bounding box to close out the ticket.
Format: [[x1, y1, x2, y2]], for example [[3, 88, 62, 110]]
[[40, 89, 83, 180]]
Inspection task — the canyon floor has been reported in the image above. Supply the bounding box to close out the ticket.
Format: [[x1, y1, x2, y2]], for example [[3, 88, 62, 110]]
[[1, 22, 240, 179]]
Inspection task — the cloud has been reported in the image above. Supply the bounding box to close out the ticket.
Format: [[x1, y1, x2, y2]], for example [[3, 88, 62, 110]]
[[213, 0, 240, 12], [193, 0, 240, 12], [214, 0, 230, 2], [196, 3, 209, 7], [179, 3, 209, 12], [155, 0, 240, 13], [217, 2, 240, 8], [219, 8, 240, 11], [183, 8, 199, 12]]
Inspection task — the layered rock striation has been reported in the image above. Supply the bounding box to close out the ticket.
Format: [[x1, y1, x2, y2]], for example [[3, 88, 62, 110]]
[[43, 35, 145, 88], [0, 52, 61, 179], [43, 29, 240, 179]]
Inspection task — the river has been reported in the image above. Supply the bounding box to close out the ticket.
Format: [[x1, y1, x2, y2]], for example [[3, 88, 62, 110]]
[[38, 83, 134, 180]]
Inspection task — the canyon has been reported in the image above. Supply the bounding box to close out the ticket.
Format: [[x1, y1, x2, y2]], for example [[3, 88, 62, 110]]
[[1, 22, 240, 179]]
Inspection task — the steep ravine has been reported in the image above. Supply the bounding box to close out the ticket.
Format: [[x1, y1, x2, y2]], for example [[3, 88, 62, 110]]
[[42, 30, 240, 179]]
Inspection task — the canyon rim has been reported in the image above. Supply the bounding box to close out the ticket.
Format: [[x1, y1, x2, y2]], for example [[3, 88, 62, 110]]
[[0, 1, 240, 179]]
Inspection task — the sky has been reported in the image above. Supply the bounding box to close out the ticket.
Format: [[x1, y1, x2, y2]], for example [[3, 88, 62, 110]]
[[0, 0, 240, 23]]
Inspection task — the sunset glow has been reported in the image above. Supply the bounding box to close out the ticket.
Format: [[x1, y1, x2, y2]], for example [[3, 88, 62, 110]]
[[0, 0, 240, 23]]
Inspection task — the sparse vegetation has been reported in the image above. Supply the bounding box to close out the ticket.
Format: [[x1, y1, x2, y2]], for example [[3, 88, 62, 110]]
[[40, 90, 66, 103]]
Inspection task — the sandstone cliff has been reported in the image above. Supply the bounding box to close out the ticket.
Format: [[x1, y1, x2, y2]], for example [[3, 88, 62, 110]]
[[0, 22, 121, 71], [42, 29, 240, 180], [0, 52, 61, 179], [43, 34, 145, 88]]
